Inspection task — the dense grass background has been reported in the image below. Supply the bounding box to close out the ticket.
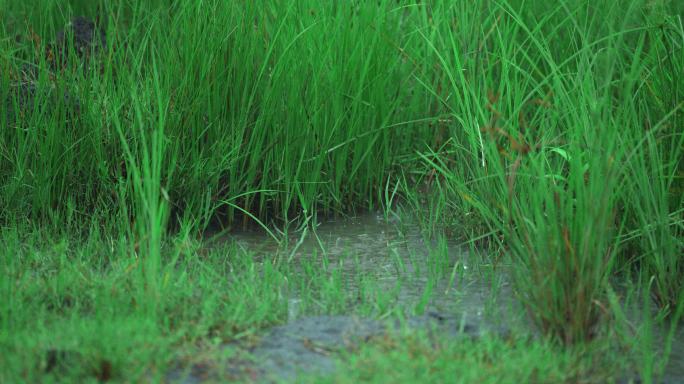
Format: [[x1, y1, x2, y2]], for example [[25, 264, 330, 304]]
[[1, 0, 438, 231], [1, 0, 682, 382]]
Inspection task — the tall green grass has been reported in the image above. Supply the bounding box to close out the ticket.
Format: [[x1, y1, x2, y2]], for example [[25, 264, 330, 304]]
[[1, 0, 682, 382], [1, 0, 435, 233], [415, 0, 683, 343]]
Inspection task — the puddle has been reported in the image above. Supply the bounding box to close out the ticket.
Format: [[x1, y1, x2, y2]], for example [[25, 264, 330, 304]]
[[167, 213, 515, 383], [169, 213, 682, 383], [662, 326, 684, 383], [224, 213, 513, 323], [241, 313, 500, 383]]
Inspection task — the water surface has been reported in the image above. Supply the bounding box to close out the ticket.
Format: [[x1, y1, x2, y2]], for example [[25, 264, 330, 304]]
[[179, 212, 683, 383]]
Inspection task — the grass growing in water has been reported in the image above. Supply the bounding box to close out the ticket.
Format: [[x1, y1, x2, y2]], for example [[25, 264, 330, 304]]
[[1, 0, 682, 382]]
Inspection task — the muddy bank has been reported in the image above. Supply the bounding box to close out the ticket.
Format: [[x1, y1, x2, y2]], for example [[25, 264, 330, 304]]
[[168, 313, 511, 383]]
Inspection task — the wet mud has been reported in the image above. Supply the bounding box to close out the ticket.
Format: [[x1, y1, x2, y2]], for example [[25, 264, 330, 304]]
[[168, 313, 510, 384]]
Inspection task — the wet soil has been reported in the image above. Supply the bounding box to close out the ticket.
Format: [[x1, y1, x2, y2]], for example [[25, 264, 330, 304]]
[[168, 313, 511, 384]]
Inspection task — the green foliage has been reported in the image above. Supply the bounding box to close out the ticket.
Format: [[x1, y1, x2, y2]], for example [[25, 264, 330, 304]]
[[0, 0, 682, 382], [0, 0, 433, 230], [414, 0, 683, 342]]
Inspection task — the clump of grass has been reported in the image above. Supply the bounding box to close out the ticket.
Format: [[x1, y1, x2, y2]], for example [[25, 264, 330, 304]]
[[414, 0, 683, 344], [615, 7, 684, 312]]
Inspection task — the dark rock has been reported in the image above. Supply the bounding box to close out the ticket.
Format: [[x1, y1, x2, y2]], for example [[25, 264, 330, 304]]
[[56, 17, 106, 56], [49, 17, 106, 70]]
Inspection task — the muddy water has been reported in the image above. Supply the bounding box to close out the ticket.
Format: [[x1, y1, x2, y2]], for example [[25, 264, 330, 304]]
[[661, 327, 684, 383], [227, 212, 515, 325], [170, 212, 682, 383], [227, 213, 517, 382], [167, 213, 517, 383]]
